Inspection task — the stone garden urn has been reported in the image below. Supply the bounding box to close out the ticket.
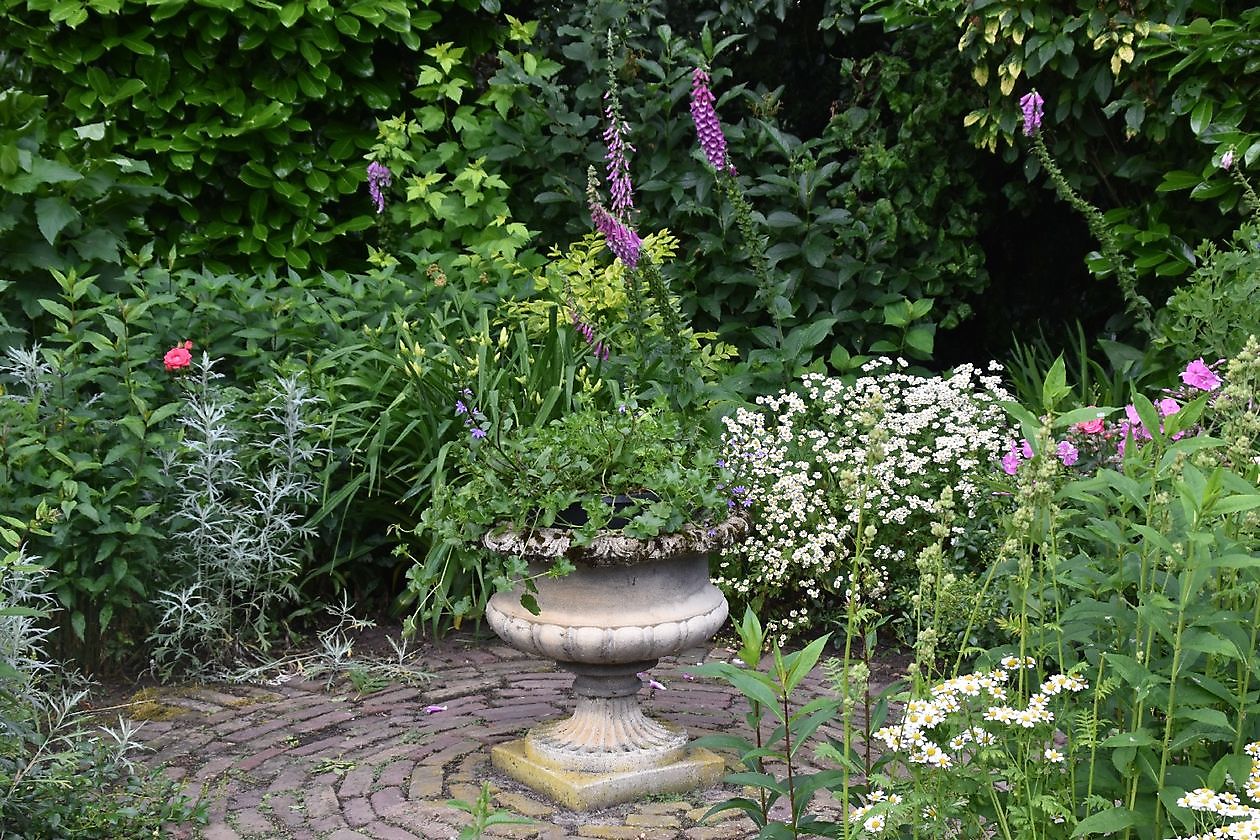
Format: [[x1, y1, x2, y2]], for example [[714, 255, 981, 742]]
[[483, 515, 746, 810]]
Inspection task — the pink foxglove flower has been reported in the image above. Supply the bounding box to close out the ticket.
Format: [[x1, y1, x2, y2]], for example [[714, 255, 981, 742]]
[[690, 68, 732, 173], [603, 100, 636, 219], [1181, 358, 1222, 392], [590, 202, 642, 269], [1019, 91, 1044, 136], [367, 161, 392, 214]]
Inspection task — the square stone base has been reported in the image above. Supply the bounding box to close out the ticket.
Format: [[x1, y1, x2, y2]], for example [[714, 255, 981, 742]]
[[490, 739, 725, 811]]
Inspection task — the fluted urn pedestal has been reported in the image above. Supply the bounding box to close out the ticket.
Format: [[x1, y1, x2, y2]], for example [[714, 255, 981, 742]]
[[484, 517, 744, 811]]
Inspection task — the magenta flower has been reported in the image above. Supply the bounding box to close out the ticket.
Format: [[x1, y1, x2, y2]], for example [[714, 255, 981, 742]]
[[163, 340, 194, 372], [423, 704, 447, 714], [1156, 397, 1180, 417], [1124, 405, 1152, 441], [603, 101, 635, 219], [1019, 91, 1044, 136], [367, 161, 392, 214], [571, 312, 611, 362], [1020, 439, 1034, 459], [590, 202, 642, 268], [1057, 440, 1079, 467], [637, 672, 666, 691], [1181, 358, 1222, 391], [690, 68, 732, 173], [1001, 445, 1021, 476]]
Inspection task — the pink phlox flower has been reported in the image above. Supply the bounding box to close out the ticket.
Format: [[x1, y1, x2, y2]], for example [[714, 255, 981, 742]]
[[1124, 405, 1152, 440], [1001, 444, 1022, 476], [366, 161, 392, 214], [1019, 91, 1044, 136], [1020, 439, 1034, 459], [690, 67, 733, 173], [163, 340, 193, 372], [1181, 358, 1222, 392], [1156, 397, 1180, 417], [1056, 440, 1079, 467]]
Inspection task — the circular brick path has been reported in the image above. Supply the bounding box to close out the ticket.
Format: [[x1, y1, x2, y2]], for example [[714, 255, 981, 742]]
[[134, 633, 882, 839]]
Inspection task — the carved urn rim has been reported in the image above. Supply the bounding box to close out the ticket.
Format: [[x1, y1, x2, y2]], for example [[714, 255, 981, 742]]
[[482, 514, 748, 566]]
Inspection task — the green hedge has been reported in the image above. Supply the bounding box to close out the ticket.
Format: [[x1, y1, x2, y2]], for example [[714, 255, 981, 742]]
[[2, 0, 504, 272]]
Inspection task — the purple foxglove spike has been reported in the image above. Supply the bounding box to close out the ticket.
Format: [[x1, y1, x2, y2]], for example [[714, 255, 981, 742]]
[[366, 161, 392, 213]]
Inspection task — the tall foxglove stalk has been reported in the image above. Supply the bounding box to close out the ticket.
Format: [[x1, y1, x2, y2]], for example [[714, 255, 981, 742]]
[[1018, 90, 1153, 336], [603, 97, 635, 219]]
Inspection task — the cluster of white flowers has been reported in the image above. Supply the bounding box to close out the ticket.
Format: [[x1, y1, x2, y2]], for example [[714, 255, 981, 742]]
[[1171, 742, 1260, 840], [718, 359, 1012, 636], [871, 658, 1086, 774], [850, 789, 904, 833]]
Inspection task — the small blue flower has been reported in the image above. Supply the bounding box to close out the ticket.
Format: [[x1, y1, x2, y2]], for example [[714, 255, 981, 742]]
[[471, 428, 487, 440], [455, 400, 468, 415]]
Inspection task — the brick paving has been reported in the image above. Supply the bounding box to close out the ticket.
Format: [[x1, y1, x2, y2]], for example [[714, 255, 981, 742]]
[[131, 633, 895, 839]]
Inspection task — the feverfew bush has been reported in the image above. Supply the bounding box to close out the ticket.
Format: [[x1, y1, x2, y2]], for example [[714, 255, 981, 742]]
[[719, 359, 1013, 640]]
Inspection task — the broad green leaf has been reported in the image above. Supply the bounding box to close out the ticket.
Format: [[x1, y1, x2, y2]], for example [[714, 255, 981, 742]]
[[1071, 806, 1136, 836], [1042, 354, 1068, 411], [35, 196, 79, 244], [1101, 731, 1156, 748], [1055, 405, 1114, 429], [780, 634, 830, 695], [36, 297, 74, 322]]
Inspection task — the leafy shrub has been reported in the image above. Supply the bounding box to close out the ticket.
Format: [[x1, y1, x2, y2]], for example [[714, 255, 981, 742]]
[[0, 264, 331, 669], [870, 0, 1257, 283], [1158, 220, 1260, 363], [2, 0, 514, 272], [718, 359, 1013, 642], [973, 341, 1260, 837], [0, 524, 200, 837], [0, 269, 178, 665], [490, 0, 994, 368], [0, 82, 161, 336], [365, 15, 552, 264]]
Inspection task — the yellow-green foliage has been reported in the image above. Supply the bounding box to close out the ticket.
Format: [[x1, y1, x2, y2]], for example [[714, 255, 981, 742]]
[[510, 231, 738, 372]]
